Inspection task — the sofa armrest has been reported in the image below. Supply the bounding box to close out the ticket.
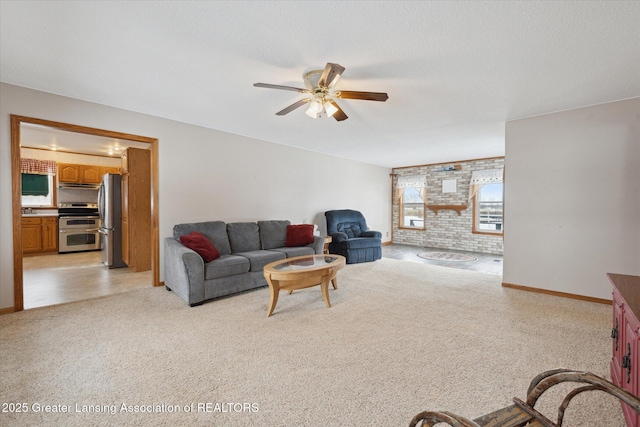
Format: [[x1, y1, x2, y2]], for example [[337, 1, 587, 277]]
[[361, 230, 382, 239], [164, 237, 205, 306], [309, 235, 326, 254], [329, 232, 349, 243]]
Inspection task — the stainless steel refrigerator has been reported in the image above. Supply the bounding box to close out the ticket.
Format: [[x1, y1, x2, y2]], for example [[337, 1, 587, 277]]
[[98, 173, 127, 268]]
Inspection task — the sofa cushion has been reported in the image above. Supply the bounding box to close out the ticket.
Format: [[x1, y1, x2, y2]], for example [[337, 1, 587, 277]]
[[268, 246, 315, 258], [337, 222, 362, 238], [285, 224, 315, 247], [173, 221, 231, 255], [227, 222, 261, 253], [179, 231, 220, 262], [258, 220, 290, 250], [237, 250, 285, 272], [204, 254, 250, 280]]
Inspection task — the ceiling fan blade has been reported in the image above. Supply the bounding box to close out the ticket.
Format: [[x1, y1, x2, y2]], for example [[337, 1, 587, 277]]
[[318, 63, 345, 88], [254, 83, 308, 93], [327, 100, 348, 122], [336, 90, 389, 102], [275, 99, 309, 116]]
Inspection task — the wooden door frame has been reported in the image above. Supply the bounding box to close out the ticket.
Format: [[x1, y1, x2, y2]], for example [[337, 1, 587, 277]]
[[10, 115, 160, 312]]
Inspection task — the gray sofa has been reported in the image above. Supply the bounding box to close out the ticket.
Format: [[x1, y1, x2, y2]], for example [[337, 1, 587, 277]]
[[164, 220, 325, 306]]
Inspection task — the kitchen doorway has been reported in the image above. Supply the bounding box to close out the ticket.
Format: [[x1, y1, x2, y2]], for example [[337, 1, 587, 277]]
[[10, 115, 160, 312]]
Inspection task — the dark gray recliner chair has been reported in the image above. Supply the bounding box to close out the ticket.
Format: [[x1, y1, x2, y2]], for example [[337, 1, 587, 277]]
[[325, 209, 382, 264]]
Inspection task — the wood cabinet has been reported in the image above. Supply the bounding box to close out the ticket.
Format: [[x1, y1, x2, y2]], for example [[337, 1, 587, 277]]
[[121, 173, 130, 266], [22, 216, 58, 254], [58, 163, 104, 184], [100, 166, 121, 176], [58, 163, 119, 184], [22, 217, 43, 253], [121, 148, 151, 272], [42, 217, 58, 251], [80, 165, 101, 183], [58, 163, 81, 183], [609, 273, 640, 427]]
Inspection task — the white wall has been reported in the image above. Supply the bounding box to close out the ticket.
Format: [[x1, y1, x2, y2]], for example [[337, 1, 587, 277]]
[[0, 83, 392, 310], [504, 97, 640, 300]]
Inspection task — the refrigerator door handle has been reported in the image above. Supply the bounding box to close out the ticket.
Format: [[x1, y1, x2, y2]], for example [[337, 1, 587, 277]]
[[98, 181, 104, 220]]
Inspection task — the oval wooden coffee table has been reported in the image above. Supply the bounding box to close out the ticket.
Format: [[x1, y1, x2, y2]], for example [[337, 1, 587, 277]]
[[263, 254, 346, 317]]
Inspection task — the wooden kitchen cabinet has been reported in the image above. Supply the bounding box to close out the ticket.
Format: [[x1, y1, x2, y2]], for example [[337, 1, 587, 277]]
[[121, 148, 151, 272], [121, 173, 130, 265], [42, 217, 58, 252], [81, 165, 101, 183], [58, 163, 103, 184], [22, 216, 58, 254], [22, 218, 43, 253], [100, 166, 121, 176], [608, 273, 640, 427], [58, 163, 81, 183]]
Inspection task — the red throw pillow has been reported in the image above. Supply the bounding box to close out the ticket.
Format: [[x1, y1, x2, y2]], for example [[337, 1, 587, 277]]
[[285, 224, 315, 247], [179, 231, 220, 262]]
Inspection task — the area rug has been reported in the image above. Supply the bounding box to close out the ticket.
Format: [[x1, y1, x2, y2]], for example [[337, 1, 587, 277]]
[[418, 251, 478, 262], [0, 258, 623, 426]]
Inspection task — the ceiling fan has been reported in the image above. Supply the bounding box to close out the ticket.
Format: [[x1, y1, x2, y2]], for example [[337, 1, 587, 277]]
[[253, 63, 389, 121]]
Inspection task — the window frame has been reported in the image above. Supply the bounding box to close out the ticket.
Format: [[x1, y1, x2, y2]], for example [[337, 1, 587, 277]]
[[472, 182, 503, 236], [399, 187, 426, 230]]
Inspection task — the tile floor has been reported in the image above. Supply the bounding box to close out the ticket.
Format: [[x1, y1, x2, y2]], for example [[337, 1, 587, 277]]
[[22, 251, 152, 310], [382, 244, 503, 275]]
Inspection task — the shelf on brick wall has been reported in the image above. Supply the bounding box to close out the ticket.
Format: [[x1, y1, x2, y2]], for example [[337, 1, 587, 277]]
[[426, 205, 468, 216]]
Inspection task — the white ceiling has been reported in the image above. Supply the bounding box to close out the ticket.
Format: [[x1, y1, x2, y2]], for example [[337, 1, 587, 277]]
[[20, 123, 151, 157], [1, 1, 639, 168]]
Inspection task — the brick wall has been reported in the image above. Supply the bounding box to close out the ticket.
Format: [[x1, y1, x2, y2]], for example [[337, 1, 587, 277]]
[[392, 157, 504, 255]]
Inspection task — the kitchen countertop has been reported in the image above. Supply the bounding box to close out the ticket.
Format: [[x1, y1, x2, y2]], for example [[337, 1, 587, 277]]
[[22, 213, 58, 217]]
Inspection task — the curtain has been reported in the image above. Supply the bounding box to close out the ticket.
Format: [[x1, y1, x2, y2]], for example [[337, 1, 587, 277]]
[[468, 168, 503, 201], [22, 173, 49, 196], [21, 159, 57, 175], [395, 175, 427, 202]]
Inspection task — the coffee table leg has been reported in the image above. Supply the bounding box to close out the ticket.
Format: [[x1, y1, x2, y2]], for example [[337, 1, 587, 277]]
[[266, 277, 280, 317], [330, 268, 338, 290], [321, 275, 331, 308]]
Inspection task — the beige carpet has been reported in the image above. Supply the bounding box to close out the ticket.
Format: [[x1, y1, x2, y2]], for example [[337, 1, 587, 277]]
[[0, 258, 624, 426]]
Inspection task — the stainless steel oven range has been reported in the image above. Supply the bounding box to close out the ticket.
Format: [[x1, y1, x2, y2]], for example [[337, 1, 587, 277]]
[[58, 203, 101, 253]]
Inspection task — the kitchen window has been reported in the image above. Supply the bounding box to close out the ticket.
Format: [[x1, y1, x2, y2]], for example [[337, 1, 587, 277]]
[[21, 159, 58, 208], [21, 174, 56, 208]]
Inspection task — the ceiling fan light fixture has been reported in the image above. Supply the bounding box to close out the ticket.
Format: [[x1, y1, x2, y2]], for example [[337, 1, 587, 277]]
[[309, 99, 324, 114], [305, 107, 320, 119], [324, 101, 338, 117], [254, 62, 388, 122]]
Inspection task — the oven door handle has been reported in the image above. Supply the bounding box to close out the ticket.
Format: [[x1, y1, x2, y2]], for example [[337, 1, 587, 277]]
[[60, 228, 101, 233]]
